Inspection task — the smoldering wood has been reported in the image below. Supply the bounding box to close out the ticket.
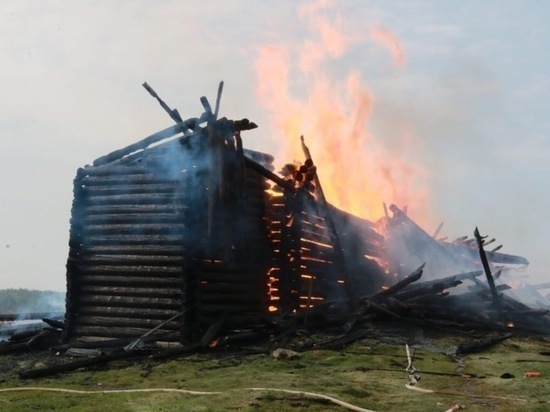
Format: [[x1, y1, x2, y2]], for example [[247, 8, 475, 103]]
[[53, 86, 547, 352], [81, 234, 186, 246], [197, 296, 264, 306], [42, 318, 65, 329], [80, 174, 184, 186], [92, 113, 209, 167], [300, 249, 334, 264], [78, 295, 182, 310], [0, 341, 34, 355], [474, 227, 502, 316], [52, 335, 167, 351], [197, 283, 265, 294], [78, 246, 185, 257], [142, 82, 183, 123], [0, 329, 61, 355], [2, 329, 44, 342], [124, 311, 184, 351], [214, 81, 224, 119], [392, 270, 482, 300], [79, 255, 185, 266], [83, 204, 183, 215], [243, 156, 295, 193], [455, 333, 513, 355], [300, 228, 333, 245], [75, 316, 181, 330], [81, 184, 183, 197], [72, 325, 173, 338], [77, 305, 181, 319], [79, 285, 183, 298], [19, 348, 153, 379], [0, 312, 64, 322], [77, 265, 184, 276], [77, 213, 184, 225], [373, 264, 424, 300], [392, 280, 462, 303], [77, 274, 183, 288], [79, 223, 186, 236], [84, 193, 186, 206]]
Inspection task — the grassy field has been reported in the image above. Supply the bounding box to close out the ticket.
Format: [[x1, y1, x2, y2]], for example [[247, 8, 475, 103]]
[[0, 332, 549, 411]]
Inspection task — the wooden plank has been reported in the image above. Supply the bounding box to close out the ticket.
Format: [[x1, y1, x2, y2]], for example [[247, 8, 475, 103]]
[[81, 223, 186, 235], [197, 293, 264, 304], [83, 193, 186, 206], [92, 119, 203, 167], [79, 254, 184, 266], [77, 264, 184, 276], [299, 228, 332, 246], [77, 306, 181, 319], [83, 204, 182, 215], [72, 325, 161, 338], [81, 174, 183, 186], [82, 234, 186, 245], [79, 285, 182, 299], [77, 274, 183, 288], [78, 295, 182, 309], [77, 213, 182, 225], [75, 316, 182, 330], [80, 245, 185, 256], [81, 183, 182, 196]]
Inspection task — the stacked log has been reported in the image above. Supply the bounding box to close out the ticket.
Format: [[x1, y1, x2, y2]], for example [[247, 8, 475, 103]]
[[65, 153, 189, 341], [263, 186, 388, 314], [64, 122, 276, 343], [193, 150, 274, 326], [263, 186, 305, 313]]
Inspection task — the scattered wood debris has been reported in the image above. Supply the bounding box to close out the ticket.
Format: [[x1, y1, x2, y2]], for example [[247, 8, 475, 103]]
[[1, 82, 548, 380]]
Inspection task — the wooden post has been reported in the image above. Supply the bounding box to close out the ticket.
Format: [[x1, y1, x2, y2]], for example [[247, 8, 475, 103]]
[[473, 227, 502, 316]]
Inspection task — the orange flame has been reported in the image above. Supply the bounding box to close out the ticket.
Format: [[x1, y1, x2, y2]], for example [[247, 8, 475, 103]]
[[254, 1, 428, 222]]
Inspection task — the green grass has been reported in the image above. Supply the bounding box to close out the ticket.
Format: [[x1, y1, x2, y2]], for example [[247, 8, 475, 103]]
[[0, 335, 549, 411]]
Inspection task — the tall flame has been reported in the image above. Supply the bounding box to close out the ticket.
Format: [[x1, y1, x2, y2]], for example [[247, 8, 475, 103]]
[[254, 0, 428, 222]]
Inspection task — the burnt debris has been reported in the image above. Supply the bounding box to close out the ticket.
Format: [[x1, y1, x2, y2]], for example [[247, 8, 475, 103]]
[[1, 83, 549, 379]]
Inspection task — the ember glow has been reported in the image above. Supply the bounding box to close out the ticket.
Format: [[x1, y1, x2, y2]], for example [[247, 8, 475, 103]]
[[254, 0, 428, 222]]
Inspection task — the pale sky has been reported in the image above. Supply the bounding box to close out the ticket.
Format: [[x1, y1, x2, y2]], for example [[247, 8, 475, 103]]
[[1, 1, 549, 291]]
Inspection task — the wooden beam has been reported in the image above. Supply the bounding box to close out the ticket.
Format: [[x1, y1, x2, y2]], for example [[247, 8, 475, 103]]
[[474, 227, 502, 316]]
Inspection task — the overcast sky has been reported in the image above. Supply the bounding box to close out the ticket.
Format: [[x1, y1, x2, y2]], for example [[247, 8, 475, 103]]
[[1, 0, 549, 291]]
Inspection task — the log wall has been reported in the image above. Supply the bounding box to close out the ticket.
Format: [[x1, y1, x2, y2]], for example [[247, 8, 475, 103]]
[[265, 191, 387, 314], [64, 126, 274, 343], [64, 117, 387, 343]]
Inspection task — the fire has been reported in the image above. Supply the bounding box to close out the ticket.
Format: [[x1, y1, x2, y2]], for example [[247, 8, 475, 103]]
[[254, 0, 428, 223]]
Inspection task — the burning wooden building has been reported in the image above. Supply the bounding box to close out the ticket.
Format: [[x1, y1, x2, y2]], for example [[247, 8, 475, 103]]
[[63, 83, 540, 346], [63, 85, 390, 344]]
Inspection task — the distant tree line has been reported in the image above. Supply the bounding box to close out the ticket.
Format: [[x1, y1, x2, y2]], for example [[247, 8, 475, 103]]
[[0, 289, 65, 313]]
